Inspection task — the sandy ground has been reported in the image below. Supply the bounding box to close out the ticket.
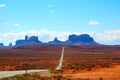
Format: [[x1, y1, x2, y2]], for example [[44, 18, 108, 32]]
[[63, 65, 120, 80]]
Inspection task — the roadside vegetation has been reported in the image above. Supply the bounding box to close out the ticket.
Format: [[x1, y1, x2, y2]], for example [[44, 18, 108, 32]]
[[0, 72, 88, 80], [66, 63, 111, 71]]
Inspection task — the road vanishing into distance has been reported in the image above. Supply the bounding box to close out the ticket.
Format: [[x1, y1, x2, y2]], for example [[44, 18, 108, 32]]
[[0, 69, 52, 79], [0, 47, 64, 79]]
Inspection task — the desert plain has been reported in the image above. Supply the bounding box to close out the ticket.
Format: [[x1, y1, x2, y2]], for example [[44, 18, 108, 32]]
[[0, 45, 120, 80]]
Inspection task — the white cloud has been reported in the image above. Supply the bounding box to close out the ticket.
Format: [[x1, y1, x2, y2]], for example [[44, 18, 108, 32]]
[[48, 4, 55, 15], [0, 4, 6, 8], [0, 29, 120, 46], [0, 29, 82, 46], [13, 23, 20, 27], [4, 22, 20, 27], [48, 4, 52, 8], [92, 30, 120, 45], [51, 10, 55, 14], [88, 20, 99, 26], [49, 10, 55, 16]]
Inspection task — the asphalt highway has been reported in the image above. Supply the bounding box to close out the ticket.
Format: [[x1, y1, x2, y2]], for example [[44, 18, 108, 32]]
[[0, 69, 51, 79]]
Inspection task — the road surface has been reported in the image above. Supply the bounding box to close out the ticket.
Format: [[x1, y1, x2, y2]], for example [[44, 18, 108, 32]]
[[0, 69, 52, 79]]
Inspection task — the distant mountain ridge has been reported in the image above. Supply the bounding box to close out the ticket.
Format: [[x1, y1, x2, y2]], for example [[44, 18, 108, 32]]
[[15, 34, 99, 46]]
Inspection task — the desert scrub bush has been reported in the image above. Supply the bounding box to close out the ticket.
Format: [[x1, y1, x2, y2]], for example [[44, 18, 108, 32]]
[[73, 78, 90, 80], [86, 64, 96, 71], [67, 63, 96, 71], [50, 68, 64, 74], [53, 75, 62, 80], [100, 63, 110, 68], [1, 75, 25, 80], [99, 77, 103, 80], [68, 63, 80, 70], [0, 73, 41, 80], [53, 75, 69, 80]]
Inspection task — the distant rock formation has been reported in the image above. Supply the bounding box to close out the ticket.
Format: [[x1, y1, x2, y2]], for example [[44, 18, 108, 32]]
[[48, 34, 98, 45], [48, 37, 63, 45], [9, 43, 13, 47], [15, 35, 41, 46], [29, 36, 40, 43], [65, 34, 98, 45], [0, 43, 4, 47], [15, 34, 99, 46]]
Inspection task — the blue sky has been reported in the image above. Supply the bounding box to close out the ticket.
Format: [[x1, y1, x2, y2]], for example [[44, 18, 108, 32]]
[[0, 0, 120, 45]]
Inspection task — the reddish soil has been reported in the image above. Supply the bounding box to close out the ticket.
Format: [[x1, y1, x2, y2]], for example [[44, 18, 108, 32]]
[[63, 65, 120, 80], [0, 45, 120, 79]]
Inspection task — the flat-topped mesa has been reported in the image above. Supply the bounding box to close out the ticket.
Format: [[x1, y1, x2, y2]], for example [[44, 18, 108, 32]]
[[15, 35, 41, 46], [29, 36, 40, 43], [66, 34, 98, 45]]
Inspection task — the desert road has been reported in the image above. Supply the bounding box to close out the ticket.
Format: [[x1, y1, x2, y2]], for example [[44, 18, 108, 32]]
[[0, 69, 52, 79], [0, 47, 64, 79]]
